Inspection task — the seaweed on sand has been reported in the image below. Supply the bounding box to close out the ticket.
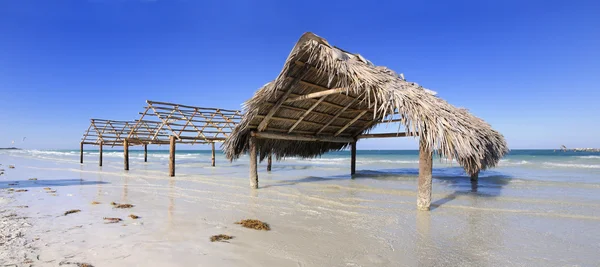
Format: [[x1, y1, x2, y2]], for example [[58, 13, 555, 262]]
[[103, 217, 122, 224], [129, 214, 140, 219], [64, 209, 81, 216], [235, 219, 271, 231], [111, 202, 134, 209], [210, 234, 234, 242]]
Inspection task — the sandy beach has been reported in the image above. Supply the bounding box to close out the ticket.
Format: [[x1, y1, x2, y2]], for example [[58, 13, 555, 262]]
[[1, 150, 599, 266]]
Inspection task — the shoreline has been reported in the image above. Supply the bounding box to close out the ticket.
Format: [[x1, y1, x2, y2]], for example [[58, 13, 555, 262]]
[[1, 152, 600, 266]]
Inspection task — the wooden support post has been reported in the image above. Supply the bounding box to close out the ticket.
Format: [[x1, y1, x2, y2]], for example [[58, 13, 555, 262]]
[[80, 142, 84, 164], [417, 138, 433, 211], [123, 139, 129, 171], [169, 136, 176, 177], [470, 171, 479, 182], [249, 135, 258, 189], [211, 142, 216, 167], [144, 144, 148, 162], [351, 141, 357, 175], [99, 141, 103, 167], [267, 152, 272, 172]]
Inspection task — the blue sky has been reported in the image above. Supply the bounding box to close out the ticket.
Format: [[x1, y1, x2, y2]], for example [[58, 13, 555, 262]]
[[1, 0, 599, 150]]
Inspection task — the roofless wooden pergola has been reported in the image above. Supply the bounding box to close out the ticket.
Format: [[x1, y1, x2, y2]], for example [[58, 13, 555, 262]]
[[80, 119, 166, 166], [128, 100, 244, 176], [80, 101, 244, 176]]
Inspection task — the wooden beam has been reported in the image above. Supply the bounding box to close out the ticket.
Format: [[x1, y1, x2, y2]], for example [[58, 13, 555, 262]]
[[297, 80, 358, 102], [288, 95, 327, 133], [351, 141, 357, 175], [211, 142, 216, 167], [267, 152, 272, 172], [316, 95, 362, 135], [147, 100, 241, 113], [251, 131, 354, 143], [124, 139, 129, 171], [80, 142, 84, 164], [358, 132, 411, 139], [99, 141, 103, 167], [335, 110, 368, 136], [417, 138, 432, 211], [144, 144, 148, 162], [283, 88, 347, 103], [169, 136, 176, 177], [249, 134, 258, 189], [470, 171, 479, 182], [258, 72, 305, 131]]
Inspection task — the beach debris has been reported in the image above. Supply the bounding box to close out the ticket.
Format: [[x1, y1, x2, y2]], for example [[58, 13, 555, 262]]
[[28, 178, 38, 180], [15, 189, 28, 192], [103, 217, 122, 224], [16, 205, 28, 208], [235, 219, 271, 231], [210, 234, 234, 242], [111, 202, 134, 209], [43, 187, 52, 190], [59, 260, 95, 267], [129, 214, 140, 219], [91, 201, 101, 205], [64, 209, 81, 216], [46, 190, 57, 193], [7, 188, 14, 192], [9, 165, 15, 168]]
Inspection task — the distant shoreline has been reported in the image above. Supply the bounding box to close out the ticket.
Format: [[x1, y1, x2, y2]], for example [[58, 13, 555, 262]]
[[0, 147, 19, 150]]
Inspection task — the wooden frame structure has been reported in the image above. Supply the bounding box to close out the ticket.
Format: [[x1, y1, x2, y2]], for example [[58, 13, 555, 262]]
[[224, 32, 507, 211], [128, 100, 244, 176], [80, 119, 166, 167]]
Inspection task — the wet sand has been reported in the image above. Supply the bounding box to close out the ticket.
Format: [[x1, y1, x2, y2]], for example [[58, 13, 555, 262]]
[[1, 153, 600, 266]]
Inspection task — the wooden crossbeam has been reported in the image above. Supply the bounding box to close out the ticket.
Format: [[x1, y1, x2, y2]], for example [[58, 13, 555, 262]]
[[258, 78, 301, 131], [288, 95, 327, 133], [335, 110, 368, 136], [357, 132, 412, 139], [316, 95, 363, 135], [283, 88, 347, 103], [251, 131, 354, 143]]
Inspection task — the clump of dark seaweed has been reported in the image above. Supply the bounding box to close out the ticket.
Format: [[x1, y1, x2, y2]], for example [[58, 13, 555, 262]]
[[28, 178, 37, 180], [235, 219, 271, 231], [111, 202, 134, 209], [210, 234, 234, 242], [129, 214, 140, 219], [64, 209, 81, 216], [103, 217, 122, 224]]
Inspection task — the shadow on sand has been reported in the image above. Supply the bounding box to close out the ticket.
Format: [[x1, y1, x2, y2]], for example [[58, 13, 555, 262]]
[[261, 167, 512, 209], [1, 179, 109, 189]]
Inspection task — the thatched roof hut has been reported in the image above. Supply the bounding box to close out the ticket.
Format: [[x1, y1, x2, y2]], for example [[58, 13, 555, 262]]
[[224, 32, 508, 210]]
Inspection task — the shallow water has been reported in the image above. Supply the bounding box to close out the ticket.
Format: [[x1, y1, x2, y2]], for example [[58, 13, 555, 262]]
[[1, 149, 599, 266]]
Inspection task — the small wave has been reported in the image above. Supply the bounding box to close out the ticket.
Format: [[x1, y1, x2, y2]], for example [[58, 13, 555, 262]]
[[543, 162, 600, 169], [578, 156, 600, 159], [499, 160, 530, 166]]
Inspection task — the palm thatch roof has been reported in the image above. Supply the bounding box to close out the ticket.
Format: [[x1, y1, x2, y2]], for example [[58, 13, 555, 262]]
[[224, 32, 508, 175]]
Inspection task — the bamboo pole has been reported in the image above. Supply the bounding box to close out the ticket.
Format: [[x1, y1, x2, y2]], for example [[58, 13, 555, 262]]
[[144, 144, 148, 162], [267, 152, 272, 172], [211, 142, 216, 167], [249, 135, 258, 189], [351, 141, 357, 175], [123, 139, 129, 171], [470, 171, 479, 182], [169, 136, 176, 177], [99, 141, 103, 167], [80, 142, 84, 164], [417, 138, 433, 211]]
